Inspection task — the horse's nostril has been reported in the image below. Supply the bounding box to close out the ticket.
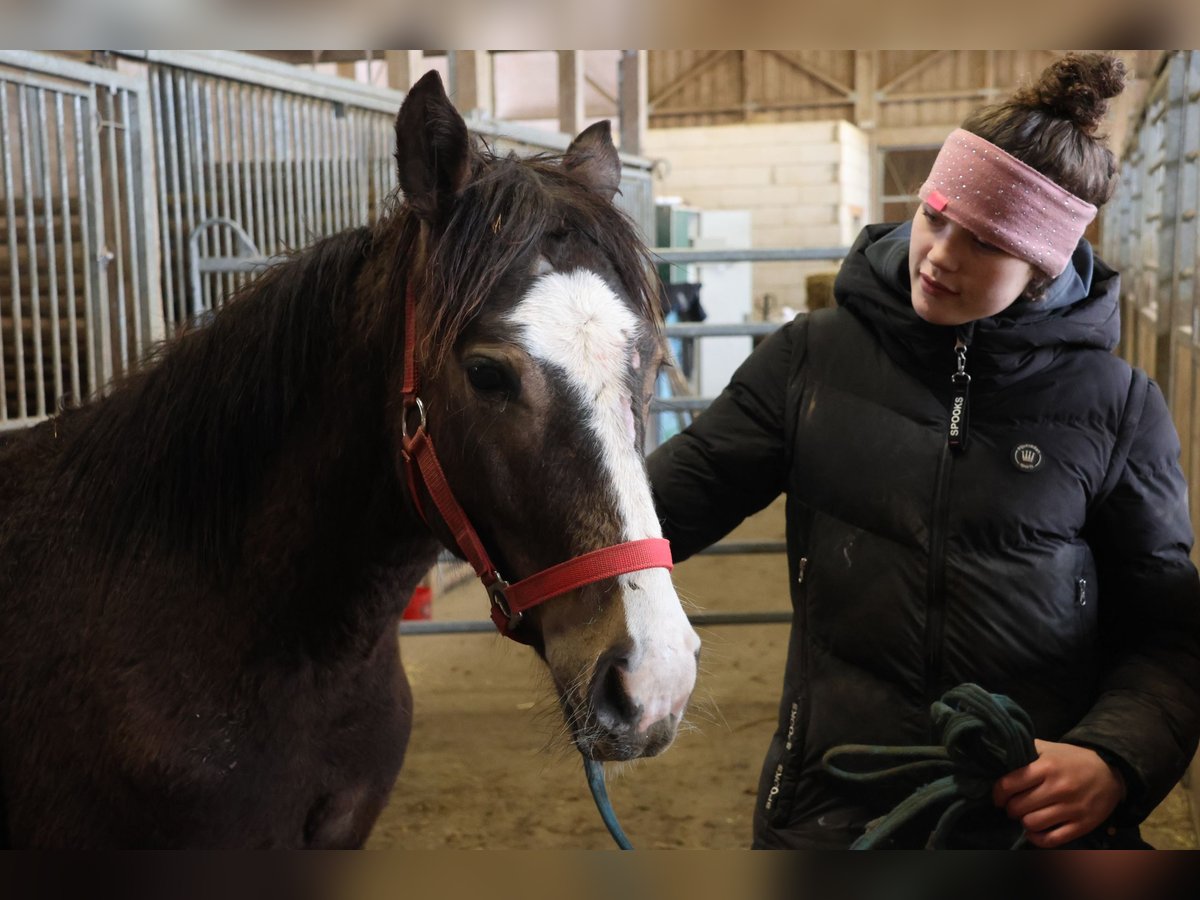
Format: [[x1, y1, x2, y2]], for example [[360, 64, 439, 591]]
[[590, 654, 637, 732]]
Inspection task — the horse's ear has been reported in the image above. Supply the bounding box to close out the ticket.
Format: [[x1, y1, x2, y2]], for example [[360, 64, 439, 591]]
[[394, 71, 471, 222], [563, 121, 621, 202]]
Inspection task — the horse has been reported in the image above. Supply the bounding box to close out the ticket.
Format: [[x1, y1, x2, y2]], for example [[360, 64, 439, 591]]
[[0, 71, 700, 849]]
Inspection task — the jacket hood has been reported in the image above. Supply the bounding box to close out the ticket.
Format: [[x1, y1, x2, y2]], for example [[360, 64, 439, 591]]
[[833, 222, 1121, 389]]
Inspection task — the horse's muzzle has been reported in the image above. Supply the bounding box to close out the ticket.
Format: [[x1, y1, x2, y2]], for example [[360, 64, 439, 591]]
[[571, 646, 695, 761]]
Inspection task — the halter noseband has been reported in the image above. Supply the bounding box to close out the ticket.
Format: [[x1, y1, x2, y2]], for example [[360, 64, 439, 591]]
[[398, 283, 673, 643]]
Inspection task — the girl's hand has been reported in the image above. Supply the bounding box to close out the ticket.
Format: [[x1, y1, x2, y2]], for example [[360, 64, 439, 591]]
[[991, 739, 1127, 848]]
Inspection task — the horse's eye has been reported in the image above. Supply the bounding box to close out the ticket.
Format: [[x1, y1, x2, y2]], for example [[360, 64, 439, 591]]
[[466, 360, 512, 395]]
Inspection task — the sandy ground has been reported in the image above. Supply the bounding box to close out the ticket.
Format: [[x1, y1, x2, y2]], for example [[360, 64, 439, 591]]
[[367, 500, 1197, 850]]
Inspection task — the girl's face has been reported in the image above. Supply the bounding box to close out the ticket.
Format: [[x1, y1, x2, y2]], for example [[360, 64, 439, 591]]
[[908, 203, 1036, 327]]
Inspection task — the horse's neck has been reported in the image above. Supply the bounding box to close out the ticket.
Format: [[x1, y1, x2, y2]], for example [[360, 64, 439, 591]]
[[58, 229, 439, 634], [197, 319, 437, 633], [245, 396, 447, 663]]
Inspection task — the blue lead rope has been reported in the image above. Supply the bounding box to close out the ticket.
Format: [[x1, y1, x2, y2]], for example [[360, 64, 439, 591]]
[[584, 757, 634, 849]]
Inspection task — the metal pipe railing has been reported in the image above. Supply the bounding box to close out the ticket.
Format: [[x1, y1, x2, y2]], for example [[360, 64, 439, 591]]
[[399, 609, 792, 636], [654, 247, 846, 264]]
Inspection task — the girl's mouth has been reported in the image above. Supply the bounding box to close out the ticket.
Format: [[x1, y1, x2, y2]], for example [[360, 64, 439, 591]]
[[920, 273, 959, 297]]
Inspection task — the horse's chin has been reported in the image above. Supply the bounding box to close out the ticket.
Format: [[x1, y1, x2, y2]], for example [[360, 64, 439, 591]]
[[567, 708, 681, 762]]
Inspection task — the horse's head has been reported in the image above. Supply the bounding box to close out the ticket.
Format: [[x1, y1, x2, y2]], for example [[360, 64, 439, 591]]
[[386, 72, 699, 761]]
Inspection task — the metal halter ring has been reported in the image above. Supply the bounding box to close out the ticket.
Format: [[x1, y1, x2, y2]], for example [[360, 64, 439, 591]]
[[487, 578, 520, 629], [400, 396, 427, 442]]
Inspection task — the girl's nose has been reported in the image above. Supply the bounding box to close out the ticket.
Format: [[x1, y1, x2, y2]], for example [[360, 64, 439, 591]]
[[928, 232, 961, 272]]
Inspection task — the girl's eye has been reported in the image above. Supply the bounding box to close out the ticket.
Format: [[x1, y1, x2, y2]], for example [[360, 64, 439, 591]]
[[922, 208, 941, 224], [974, 236, 999, 252]]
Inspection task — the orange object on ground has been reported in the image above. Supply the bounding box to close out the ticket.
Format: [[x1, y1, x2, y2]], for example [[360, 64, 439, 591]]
[[403, 585, 433, 620]]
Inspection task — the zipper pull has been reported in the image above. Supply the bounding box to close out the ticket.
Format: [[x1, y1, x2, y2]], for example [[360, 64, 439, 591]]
[[948, 337, 970, 454]]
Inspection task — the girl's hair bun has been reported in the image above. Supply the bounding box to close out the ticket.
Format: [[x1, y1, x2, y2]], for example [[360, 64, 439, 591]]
[[1012, 52, 1127, 135]]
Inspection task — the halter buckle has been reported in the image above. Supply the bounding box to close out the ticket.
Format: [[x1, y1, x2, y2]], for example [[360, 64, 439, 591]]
[[487, 577, 520, 630]]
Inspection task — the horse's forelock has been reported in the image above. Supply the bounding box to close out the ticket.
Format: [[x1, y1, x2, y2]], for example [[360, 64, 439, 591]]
[[414, 149, 660, 377]]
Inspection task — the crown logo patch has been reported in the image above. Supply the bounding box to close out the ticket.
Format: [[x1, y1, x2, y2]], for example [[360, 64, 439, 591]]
[[1011, 443, 1044, 472]]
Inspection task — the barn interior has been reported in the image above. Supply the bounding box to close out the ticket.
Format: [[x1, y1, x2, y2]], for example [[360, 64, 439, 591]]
[[1, 49, 1196, 850]]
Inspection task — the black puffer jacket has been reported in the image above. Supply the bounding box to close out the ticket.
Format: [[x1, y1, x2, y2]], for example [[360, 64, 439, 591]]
[[648, 222, 1200, 849]]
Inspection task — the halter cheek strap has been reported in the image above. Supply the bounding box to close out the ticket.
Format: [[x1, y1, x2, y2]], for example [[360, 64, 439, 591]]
[[399, 282, 674, 643]]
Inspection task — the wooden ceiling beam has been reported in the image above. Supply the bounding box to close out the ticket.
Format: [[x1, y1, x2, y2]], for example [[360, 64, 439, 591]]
[[764, 50, 853, 98], [878, 50, 952, 94], [649, 50, 735, 109]]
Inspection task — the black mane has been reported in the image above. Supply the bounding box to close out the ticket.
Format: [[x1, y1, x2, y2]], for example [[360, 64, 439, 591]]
[[48, 143, 658, 584], [57, 227, 377, 579]]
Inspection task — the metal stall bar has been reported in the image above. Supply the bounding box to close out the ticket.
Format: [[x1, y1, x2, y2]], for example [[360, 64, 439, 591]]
[[17, 84, 38, 418], [0, 82, 16, 420], [213, 80, 234, 301], [281, 94, 299, 250], [654, 247, 848, 264], [101, 86, 130, 373], [150, 68, 177, 332], [36, 86, 63, 411], [73, 92, 99, 402], [664, 322, 781, 338], [119, 88, 144, 354], [332, 102, 346, 233], [249, 87, 269, 262], [53, 92, 80, 404]]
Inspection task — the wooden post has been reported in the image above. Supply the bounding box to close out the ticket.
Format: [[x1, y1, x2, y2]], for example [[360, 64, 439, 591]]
[[854, 51, 880, 222], [618, 50, 647, 155], [448, 51, 492, 118], [854, 50, 878, 131], [558, 51, 584, 136], [385, 51, 426, 92]]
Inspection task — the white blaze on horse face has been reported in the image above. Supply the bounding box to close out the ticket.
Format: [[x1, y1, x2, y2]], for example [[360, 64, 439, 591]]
[[508, 270, 699, 734]]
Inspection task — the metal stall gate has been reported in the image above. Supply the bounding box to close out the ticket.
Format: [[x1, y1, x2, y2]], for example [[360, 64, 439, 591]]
[[1102, 50, 1200, 555], [133, 51, 657, 331], [1103, 49, 1200, 848], [133, 51, 658, 328], [0, 51, 163, 430], [139, 51, 404, 327], [2, 51, 657, 429]]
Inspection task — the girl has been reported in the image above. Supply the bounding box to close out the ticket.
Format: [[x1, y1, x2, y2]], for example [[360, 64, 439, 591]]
[[648, 53, 1200, 849]]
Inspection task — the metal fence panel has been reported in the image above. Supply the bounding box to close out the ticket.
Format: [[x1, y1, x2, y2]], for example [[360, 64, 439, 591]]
[[1, 52, 162, 430], [148, 62, 407, 323], [1102, 51, 1200, 564], [4, 51, 657, 428]]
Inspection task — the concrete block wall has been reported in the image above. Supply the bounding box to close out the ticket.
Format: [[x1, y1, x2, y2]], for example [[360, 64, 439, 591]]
[[644, 120, 871, 318]]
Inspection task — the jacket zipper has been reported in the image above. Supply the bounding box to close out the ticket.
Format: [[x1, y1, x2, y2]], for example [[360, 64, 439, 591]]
[[948, 336, 971, 454], [926, 334, 971, 706]]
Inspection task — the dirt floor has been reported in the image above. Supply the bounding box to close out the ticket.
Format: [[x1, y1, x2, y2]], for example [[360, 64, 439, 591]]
[[367, 499, 1198, 850]]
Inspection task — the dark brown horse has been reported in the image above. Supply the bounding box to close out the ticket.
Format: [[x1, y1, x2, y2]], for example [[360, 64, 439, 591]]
[[0, 72, 699, 848]]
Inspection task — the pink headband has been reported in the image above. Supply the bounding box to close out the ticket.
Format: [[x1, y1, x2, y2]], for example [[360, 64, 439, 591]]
[[918, 129, 1097, 278]]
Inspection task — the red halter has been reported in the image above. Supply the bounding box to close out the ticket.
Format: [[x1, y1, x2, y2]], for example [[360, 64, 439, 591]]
[[398, 283, 673, 642]]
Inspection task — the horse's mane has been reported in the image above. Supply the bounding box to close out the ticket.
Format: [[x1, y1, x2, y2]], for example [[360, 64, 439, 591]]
[[52, 141, 658, 582], [57, 227, 377, 579]]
